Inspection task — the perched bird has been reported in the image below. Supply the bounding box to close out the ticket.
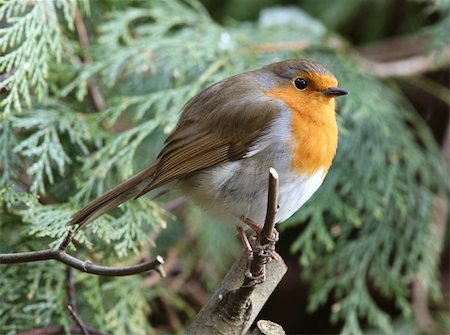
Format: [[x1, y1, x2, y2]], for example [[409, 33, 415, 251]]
[[69, 59, 347, 236]]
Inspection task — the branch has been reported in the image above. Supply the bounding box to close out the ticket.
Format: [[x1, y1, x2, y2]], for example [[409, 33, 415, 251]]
[[261, 168, 279, 244], [252, 320, 286, 335], [68, 305, 90, 335], [67, 267, 91, 335], [252, 33, 450, 78], [356, 49, 450, 78], [186, 168, 287, 335], [0, 230, 166, 277]]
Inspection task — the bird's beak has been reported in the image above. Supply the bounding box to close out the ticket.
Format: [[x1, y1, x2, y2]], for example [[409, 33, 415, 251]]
[[321, 87, 348, 97]]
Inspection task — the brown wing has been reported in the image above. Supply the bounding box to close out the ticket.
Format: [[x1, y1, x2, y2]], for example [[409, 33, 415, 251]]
[[134, 127, 258, 197]]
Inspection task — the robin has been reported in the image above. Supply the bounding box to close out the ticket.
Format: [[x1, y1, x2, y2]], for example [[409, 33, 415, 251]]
[[69, 59, 347, 241]]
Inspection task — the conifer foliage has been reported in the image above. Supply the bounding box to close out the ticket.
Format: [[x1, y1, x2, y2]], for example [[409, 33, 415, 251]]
[[0, 0, 448, 334]]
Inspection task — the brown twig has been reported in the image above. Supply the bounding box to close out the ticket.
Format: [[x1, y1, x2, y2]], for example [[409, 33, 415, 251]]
[[252, 33, 449, 78], [67, 267, 77, 311], [74, 7, 105, 112], [357, 49, 450, 78], [68, 305, 90, 335], [261, 168, 279, 245], [66, 267, 92, 335], [0, 230, 166, 277]]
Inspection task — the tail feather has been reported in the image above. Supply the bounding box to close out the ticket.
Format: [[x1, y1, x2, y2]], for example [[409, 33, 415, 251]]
[[68, 165, 157, 229]]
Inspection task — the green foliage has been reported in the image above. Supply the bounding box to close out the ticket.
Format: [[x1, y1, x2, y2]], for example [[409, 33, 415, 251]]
[[0, 0, 76, 114], [0, 0, 447, 334], [0, 262, 70, 335]]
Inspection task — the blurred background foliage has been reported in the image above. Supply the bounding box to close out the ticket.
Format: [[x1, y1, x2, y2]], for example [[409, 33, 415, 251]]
[[0, 0, 448, 334]]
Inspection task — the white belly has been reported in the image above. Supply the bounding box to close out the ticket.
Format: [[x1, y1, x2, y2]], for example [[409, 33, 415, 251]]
[[175, 155, 326, 227]]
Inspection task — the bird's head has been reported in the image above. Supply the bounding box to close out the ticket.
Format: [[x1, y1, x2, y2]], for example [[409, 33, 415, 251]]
[[259, 59, 347, 122]]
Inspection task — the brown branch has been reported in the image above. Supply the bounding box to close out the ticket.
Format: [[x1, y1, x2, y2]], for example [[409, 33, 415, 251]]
[[68, 305, 90, 335], [186, 168, 287, 335], [74, 7, 105, 112], [0, 230, 166, 277], [261, 168, 279, 245], [67, 267, 77, 311], [252, 320, 286, 335], [357, 48, 450, 78], [66, 267, 92, 335], [251, 33, 450, 78]]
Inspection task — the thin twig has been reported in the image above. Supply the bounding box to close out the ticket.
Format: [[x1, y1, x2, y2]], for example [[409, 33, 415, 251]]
[[357, 48, 450, 78], [59, 230, 74, 252], [67, 267, 77, 312], [68, 305, 90, 335], [0, 247, 165, 276], [252, 33, 450, 78], [0, 230, 166, 277], [66, 260, 91, 335], [261, 168, 279, 245]]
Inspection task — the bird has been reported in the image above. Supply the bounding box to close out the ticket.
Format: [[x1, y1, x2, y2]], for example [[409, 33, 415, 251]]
[[68, 59, 347, 240]]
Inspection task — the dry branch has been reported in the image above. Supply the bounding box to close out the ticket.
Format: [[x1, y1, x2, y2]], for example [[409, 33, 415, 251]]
[[68, 305, 90, 335], [252, 33, 450, 78], [186, 169, 287, 335], [0, 229, 165, 277]]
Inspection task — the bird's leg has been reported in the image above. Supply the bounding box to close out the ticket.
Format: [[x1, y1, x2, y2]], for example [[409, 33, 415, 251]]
[[236, 226, 266, 285], [237, 226, 253, 259], [236, 226, 265, 286], [240, 216, 262, 235], [238, 217, 280, 286], [240, 215, 279, 248]]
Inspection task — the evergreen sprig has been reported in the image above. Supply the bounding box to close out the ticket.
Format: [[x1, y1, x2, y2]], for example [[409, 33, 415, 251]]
[[0, 0, 76, 115]]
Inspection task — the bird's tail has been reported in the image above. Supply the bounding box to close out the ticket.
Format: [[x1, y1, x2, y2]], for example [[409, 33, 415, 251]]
[[68, 165, 157, 229]]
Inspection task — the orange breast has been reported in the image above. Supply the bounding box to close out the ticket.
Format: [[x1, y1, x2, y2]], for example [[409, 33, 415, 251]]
[[265, 84, 338, 176]]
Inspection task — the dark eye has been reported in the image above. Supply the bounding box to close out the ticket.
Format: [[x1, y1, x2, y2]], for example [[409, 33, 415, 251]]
[[294, 78, 307, 90]]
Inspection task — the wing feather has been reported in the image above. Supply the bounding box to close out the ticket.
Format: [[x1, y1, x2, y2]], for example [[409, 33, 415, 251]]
[[134, 130, 258, 198]]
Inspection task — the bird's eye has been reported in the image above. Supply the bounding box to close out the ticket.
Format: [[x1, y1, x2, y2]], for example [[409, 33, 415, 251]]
[[294, 78, 307, 90]]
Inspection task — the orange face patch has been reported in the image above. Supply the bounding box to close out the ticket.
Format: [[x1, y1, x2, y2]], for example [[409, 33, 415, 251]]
[[265, 74, 339, 176]]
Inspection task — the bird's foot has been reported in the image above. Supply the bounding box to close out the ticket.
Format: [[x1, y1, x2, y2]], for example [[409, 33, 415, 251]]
[[237, 226, 253, 260], [237, 221, 280, 287], [240, 215, 278, 247], [240, 216, 262, 235]]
